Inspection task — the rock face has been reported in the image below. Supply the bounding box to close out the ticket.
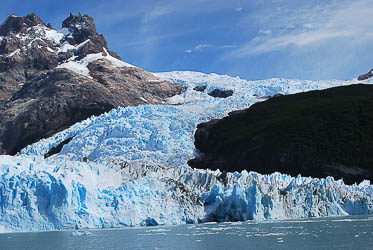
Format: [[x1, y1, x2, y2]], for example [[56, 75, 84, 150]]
[[61, 13, 120, 59], [208, 89, 233, 98], [193, 85, 207, 92], [0, 13, 45, 36], [189, 84, 373, 184], [358, 69, 373, 81], [0, 13, 185, 155]]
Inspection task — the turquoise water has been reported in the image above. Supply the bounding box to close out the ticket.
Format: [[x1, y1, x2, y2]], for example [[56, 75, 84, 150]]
[[1, 215, 373, 250]]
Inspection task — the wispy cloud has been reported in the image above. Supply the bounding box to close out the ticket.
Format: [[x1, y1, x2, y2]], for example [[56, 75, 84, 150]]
[[142, 6, 172, 24], [185, 43, 237, 53], [259, 29, 271, 35], [91, 0, 254, 27], [228, 0, 373, 58]]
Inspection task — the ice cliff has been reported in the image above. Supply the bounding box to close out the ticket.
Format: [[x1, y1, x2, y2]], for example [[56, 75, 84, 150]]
[[0, 71, 372, 232], [0, 156, 372, 232]]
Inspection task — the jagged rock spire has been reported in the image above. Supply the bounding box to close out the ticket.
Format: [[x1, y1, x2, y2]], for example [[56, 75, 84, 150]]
[[61, 13, 121, 59], [62, 13, 100, 44], [0, 13, 45, 36]]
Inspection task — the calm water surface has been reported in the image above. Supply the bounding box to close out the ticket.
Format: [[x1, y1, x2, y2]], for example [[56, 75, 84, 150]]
[[1, 215, 373, 250]]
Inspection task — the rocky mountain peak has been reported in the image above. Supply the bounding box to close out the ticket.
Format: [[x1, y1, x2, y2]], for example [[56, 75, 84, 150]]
[[61, 13, 117, 58], [0, 13, 45, 36], [62, 13, 96, 41], [0, 12, 186, 155]]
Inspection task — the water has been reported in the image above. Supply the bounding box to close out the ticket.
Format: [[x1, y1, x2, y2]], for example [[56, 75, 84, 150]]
[[1, 215, 373, 250]]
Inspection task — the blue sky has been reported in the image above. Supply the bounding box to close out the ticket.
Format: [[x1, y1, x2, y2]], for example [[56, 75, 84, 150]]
[[1, 0, 372, 80]]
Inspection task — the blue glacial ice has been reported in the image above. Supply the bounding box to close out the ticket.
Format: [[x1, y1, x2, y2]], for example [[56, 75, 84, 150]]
[[0, 71, 371, 232], [0, 156, 372, 233]]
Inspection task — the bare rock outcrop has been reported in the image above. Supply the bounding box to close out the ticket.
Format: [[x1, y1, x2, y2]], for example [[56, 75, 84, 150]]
[[358, 69, 373, 81]]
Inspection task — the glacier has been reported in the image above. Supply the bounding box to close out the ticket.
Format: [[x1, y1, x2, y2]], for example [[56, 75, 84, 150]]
[[0, 156, 372, 233], [19, 71, 369, 167], [0, 71, 372, 232]]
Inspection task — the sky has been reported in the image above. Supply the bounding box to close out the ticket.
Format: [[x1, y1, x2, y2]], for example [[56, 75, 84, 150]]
[[0, 0, 372, 80]]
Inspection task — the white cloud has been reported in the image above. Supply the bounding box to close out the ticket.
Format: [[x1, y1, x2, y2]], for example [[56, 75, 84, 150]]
[[184, 44, 210, 53], [259, 29, 272, 35], [229, 0, 373, 58], [142, 6, 172, 23], [195, 44, 209, 50], [303, 23, 314, 29], [185, 43, 237, 53]]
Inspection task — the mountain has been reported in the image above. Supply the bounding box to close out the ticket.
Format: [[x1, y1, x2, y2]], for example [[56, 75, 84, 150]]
[[188, 84, 373, 184], [0, 13, 185, 155], [0, 12, 372, 233]]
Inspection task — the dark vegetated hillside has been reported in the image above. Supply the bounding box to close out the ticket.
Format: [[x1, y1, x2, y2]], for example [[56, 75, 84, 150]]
[[189, 84, 373, 184]]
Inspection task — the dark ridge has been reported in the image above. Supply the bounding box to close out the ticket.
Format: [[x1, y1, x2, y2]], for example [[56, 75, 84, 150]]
[[208, 89, 233, 98], [193, 85, 207, 92], [189, 84, 373, 185], [44, 136, 74, 158], [358, 69, 373, 81], [3, 101, 116, 156]]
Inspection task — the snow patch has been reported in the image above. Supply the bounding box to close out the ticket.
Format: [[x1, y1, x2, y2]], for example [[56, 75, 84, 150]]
[[32, 25, 64, 44], [57, 28, 70, 36], [75, 39, 90, 51], [102, 48, 134, 68], [57, 60, 91, 77], [57, 48, 135, 78], [7, 49, 20, 57], [58, 41, 75, 53]]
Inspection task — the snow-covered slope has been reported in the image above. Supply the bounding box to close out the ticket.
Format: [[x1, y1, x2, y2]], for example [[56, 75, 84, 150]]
[[0, 71, 372, 232]]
